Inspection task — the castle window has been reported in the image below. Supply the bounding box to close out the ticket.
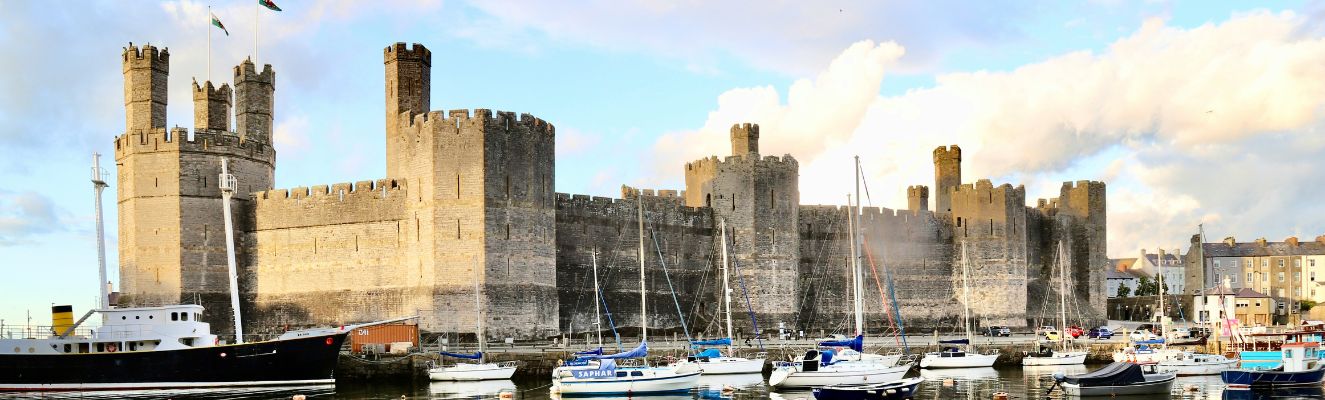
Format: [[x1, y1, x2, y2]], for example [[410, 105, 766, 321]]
[[957, 217, 962, 227], [506, 175, 511, 199], [770, 189, 775, 208], [706, 194, 711, 208], [989, 219, 994, 236], [732, 194, 736, 211], [456, 219, 461, 239], [155, 177, 159, 188], [457, 174, 461, 198], [506, 224, 511, 240]]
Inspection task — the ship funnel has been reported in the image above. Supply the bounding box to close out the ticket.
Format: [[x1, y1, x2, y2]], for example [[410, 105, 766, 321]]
[[52, 305, 74, 335]]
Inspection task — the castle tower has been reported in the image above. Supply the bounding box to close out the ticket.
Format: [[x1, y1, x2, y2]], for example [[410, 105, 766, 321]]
[[234, 58, 274, 144], [384, 42, 431, 177], [685, 123, 800, 331], [123, 43, 168, 133], [933, 145, 961, 213], [907, 185, 929, 213], [116, 46, 276, 338], [193, 79, 232, 132], [731, 123, 759, 156], [1057, 180, 1107, 313]]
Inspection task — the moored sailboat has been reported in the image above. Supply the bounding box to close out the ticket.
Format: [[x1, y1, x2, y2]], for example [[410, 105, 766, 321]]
[[919, 242, 998, 369], [686, 218, 766, 375], [1022, 242, 1087, 366], [428, 257, 518, 381]]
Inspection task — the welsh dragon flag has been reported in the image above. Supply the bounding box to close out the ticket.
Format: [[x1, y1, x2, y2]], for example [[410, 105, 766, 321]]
[[210, 13, 229, 36], [259, 0, 282, 11]]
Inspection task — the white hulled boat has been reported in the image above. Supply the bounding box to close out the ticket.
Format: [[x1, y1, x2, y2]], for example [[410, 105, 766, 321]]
[[919, 242, 999, 369], [1022, 242, 1087, 366], [549, 195, 700, 395], [769, 157, 913, 389], [685, 218, 765, 375], [428, 257, 518, 381]]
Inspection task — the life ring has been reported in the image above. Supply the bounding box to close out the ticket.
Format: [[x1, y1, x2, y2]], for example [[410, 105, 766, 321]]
[[106, 343, 118, 353]]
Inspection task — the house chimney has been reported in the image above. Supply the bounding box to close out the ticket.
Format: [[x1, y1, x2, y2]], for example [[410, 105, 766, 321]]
[[1159, 249, 1167, 266], [1224, 237, 1237, 247], [1287, 236, 1300, 246], [1256, 237, 1268, 247]]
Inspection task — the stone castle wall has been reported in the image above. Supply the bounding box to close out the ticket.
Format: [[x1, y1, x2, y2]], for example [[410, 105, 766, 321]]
[[114, 41, 1110, 340]]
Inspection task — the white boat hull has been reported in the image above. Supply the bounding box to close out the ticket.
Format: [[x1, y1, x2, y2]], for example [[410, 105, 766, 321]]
[[1022, 351, 1087, 366], [552, 367, 700, 395], [769, 361, 912, 389], [919, 352, 998, 368], [1061, 373, 1175, 396], [692, 357, 766, 375], [428, 363, 517, 381], [1156, 359, 1238, 376]]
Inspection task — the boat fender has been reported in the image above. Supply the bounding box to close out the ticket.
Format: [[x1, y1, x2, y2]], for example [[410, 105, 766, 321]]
[[106, 343, 118, 353]]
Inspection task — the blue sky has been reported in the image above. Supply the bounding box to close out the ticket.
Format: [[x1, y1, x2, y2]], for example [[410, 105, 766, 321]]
[[2, 0, 1324, 325]]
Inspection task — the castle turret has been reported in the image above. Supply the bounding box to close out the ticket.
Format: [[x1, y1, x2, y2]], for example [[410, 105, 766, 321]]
[[384, 43, 431, 177], [685, 123, 799, 331], [731, 123, 759, 157], [907, 185, 929, 213], [234, 58, 274, 144], [193, 79, 232, 132], [933, 145, 961, 213], [123, 43, 168, 133]]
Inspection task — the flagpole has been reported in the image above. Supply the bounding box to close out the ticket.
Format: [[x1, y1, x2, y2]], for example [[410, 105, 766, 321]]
[[255, 0, 259, 64], [207, 6, 211, 82]]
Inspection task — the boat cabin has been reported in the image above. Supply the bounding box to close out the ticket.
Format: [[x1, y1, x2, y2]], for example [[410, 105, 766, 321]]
[[0, 304, 219, 355]]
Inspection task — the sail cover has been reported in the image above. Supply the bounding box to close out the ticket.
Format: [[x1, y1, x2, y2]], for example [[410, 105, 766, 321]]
[[1060, 362, 1144, 387], [440, 351, 483, 360], [818, 335, 864, 352], [571, 358, 617, 379], [575, 347, 604, 356], [597, 342, 648, 359], [694, 348, 723, 358], [938, 338, 970, 345], [1134, 339, 1166, 345], [691, 338, 732, 346]]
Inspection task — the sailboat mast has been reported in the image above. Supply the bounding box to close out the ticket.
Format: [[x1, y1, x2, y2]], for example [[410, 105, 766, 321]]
[[592, 250, 603, 349], [473, 256, 485, 362], [91, 153, 110, 310], [847, 194, 862, 337], [961, 242, 973, 350], [720, 218, 734, 355], [1157, 246, 1166, 344], [853, 156, 865, 338], [1057, 242, 1068, 352], [218, 159, 244, 344], [637, 193, 647, 344]]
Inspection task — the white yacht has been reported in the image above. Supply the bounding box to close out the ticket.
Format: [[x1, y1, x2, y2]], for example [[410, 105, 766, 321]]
[[1022, 242, 1088, 366], [920, 243, 1000, 369], [685, 219, 766, 375], [428, 257, 518, 381]]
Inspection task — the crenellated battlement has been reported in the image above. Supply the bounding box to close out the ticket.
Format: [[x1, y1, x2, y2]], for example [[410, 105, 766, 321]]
[[192, 79, 232, 99], [951, 179, 1025, 198], [620, 185, 685, 201], [397, 108, 556, 137], [122, 42, 169, 72], [730, 122, 760, 156], [932, 144, 961, 162], [113, 127, 274, 163], [555, 191, 707, 214], [257, 179, 405, 201], [234, 57, 275, 84], [384, 42, 432, 66]]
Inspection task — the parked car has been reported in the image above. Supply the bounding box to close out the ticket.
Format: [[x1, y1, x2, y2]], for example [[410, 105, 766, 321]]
[[982, 326, 1011, 337], [1065, 325, 1085, 338], [1169, 328, 1191, 339], [1040, 329, 1061, 341], [1035, 326, 1056, 336], [1129, 328, 1156, 341], [1087, 327, 1113, 339]]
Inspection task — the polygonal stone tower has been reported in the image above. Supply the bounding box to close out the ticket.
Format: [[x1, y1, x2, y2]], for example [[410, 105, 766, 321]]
[[684, 123, 800, 332], [384, 42, 431, 178], [234, 58, 274, 144], [116, 43, 275, 338], [192, 79, 231, 131], [933, 145, 961, 214], [907, 185, 929, 213]]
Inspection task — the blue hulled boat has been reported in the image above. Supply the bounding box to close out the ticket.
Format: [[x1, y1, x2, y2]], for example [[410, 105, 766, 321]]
[[1221, 342, 1324, 389]]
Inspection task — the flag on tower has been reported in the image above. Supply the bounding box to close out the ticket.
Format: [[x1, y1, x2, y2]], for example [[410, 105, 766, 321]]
[[210, 13, 230, 36], [259, 0, 282, 12]]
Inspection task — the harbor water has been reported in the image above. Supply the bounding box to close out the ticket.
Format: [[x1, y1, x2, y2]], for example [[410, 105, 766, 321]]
[[3, 364, 1322, 399]]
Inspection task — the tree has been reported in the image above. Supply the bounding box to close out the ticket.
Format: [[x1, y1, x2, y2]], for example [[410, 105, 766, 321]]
[[1302, 300, 1317, 312], [1116, 284, 1131, 298], [1136, 276, 1155, 296]]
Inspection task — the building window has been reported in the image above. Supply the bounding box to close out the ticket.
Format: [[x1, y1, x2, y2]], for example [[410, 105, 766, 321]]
[[1261, 272, 1267, 282], [1278, 272, 1285, 282], [1247, 259, 1253, 267], [1263, 259, 1269, 267], [1313, 260, 1318, 267], [1312, 271, 1317, 281], [1215, 260, 1221, 267], [1295, 288, 1302, 297], [1295, 272, 1301, 281], [1232, 274, 1238, 284], [1247, 272, 1253, 283], [1279, 259, 1285, 268], [1295, 259, 1301, 267]]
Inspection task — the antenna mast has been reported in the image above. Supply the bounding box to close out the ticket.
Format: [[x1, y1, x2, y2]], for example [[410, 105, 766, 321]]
[[91, 153, 110, 310], [219, 159, 244, 344]]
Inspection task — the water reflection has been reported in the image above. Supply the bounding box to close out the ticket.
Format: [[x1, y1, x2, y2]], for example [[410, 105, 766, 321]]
[[1221, 386, 1324, 400], [0, 385, 336, 399], [428, 380, 516, 398]]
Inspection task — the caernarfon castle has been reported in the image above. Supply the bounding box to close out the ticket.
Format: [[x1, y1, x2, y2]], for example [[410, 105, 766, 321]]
[[114, 42, 1108, 340]]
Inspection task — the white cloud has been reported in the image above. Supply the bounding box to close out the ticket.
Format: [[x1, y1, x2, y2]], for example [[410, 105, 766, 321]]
[[0, 191, 69, 246], [272, 115, 311, 157], [650, 10, 1325, 257]]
